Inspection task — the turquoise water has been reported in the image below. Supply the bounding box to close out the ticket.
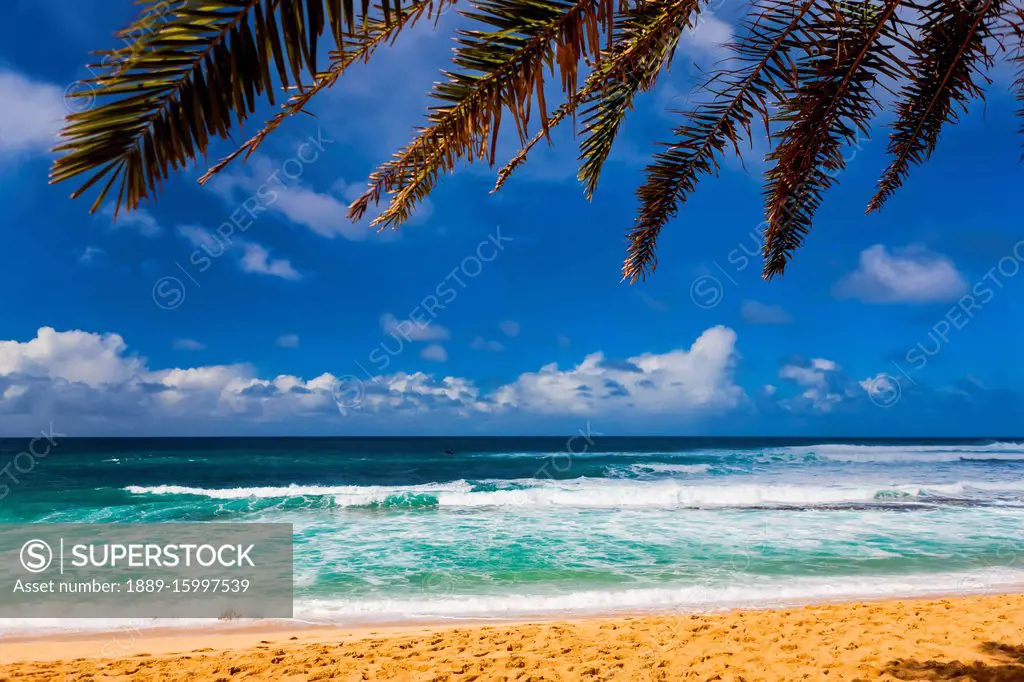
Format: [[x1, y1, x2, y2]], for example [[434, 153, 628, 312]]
[[3, 437, 1024, 630]]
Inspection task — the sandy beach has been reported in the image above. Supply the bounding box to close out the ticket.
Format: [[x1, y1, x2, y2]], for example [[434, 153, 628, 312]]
[[3, 593, 1024, 680]]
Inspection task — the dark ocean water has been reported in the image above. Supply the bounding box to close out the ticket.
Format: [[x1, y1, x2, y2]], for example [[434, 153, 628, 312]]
[[4, 437, 1024, 631]]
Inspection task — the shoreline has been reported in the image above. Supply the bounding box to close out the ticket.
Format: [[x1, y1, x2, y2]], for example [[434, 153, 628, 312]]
[[5, 592, 1024, 678], [3, 583, 1020, 645]]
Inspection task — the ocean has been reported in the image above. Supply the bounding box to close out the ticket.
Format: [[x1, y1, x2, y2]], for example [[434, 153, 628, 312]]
[[3, 436, 1024, 633]]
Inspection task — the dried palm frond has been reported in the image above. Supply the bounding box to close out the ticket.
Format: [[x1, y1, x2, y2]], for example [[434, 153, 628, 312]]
[[492, 0, 702, 195], [761, 0, 910, 279], [1012, 6, 1024, 148], [869, 0, 1004, 212], [51, 0, 1024, 282], [50, 0, 401, 216], [624, 0, 824, 283], [348, 0, 616, 229], [199, 0, 455, 185]]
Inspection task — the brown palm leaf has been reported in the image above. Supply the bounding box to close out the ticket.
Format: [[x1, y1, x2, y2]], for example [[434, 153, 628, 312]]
[[50, 0, 402, 217], [869, 0, 1004, 213], [761, 0, 910, 279], [348, 0, 616, 229]]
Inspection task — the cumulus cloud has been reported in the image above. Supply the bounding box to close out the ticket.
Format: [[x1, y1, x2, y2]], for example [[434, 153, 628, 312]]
[[0, 328, 143, 387], [777, 357, 862, 412], [740, 300, 791, 325], [0, 326, 747, 434], [490, 326, 744, 415], [276, 334, 300, 348], [0, 69, 64, 156], [499, 320, 521, 337], [833, 244, 968, 303]]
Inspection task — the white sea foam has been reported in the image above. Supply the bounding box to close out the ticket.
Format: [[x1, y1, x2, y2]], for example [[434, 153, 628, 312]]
[[622, 463, 713, 475], [123, 477, 1022, 509], [6, 568, 1023, 635], [290, 568, 1024, 623]]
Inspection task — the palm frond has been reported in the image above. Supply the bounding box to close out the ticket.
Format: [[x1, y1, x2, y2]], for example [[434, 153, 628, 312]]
[[623, 0, 822, 283], [199, 0, 454, 184], [576, 0, 698, 198], [491, 0, 699, 195], [50, 0, 395, 216], [868, 0, 1002, 212], [761, 0, 909, 279], [348, 0, 615, 229], [1011, 6, 1024, 150]]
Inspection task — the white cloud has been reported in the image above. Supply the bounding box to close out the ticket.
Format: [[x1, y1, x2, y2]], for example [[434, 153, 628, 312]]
[[777, 358, 854, 412], [0, 327, 142, 387], [0, 69, 64, 156], [177, 225, 301, 280], [420, 344, 448, 362], [833, 244, 968, 303], [499, 320, 521, 337], [78, 246, 104, 265], [0, 326, 747, 434], [173, 339, 206, 351], [779, 358, 837, 388], [240, 243, 301, 280], [491, 326, 743, 415], [205, 154, 370, 241], [470, 336, 504, 352], [276, 334, 300, 348], [685, 14, 733, 55], [740, 300, 791, 325], [101, 204, 162, 238], [380, 313, 450, 342], [178, 225, 221, 251]]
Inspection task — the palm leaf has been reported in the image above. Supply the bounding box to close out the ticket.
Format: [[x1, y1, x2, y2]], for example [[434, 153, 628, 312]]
[[761, 0, 910, 279], [199, 0, 454, 184], [624, 0, 822, 283], [868, 0, 1003, 212], [576, 0, 699, 199], [491, 0, 700, 195], [50, 0, 400, 216], [348, 0, 615, 229]]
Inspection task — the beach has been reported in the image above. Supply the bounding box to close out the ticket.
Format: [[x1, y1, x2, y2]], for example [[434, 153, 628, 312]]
[[4, 593, 1024, 680]]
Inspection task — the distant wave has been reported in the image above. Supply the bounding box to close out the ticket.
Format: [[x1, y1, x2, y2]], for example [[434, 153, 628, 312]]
[[123, 477, 1023, 510], [607, 463, 713, 477], [773, 442, 1024, 464]]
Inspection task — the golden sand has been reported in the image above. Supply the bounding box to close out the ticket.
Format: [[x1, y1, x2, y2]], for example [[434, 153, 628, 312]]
[[3, 594, 1024, 680]]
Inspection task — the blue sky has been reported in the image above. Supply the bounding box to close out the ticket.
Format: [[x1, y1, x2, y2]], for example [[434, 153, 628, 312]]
[[1, 0, 1023, 436]]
